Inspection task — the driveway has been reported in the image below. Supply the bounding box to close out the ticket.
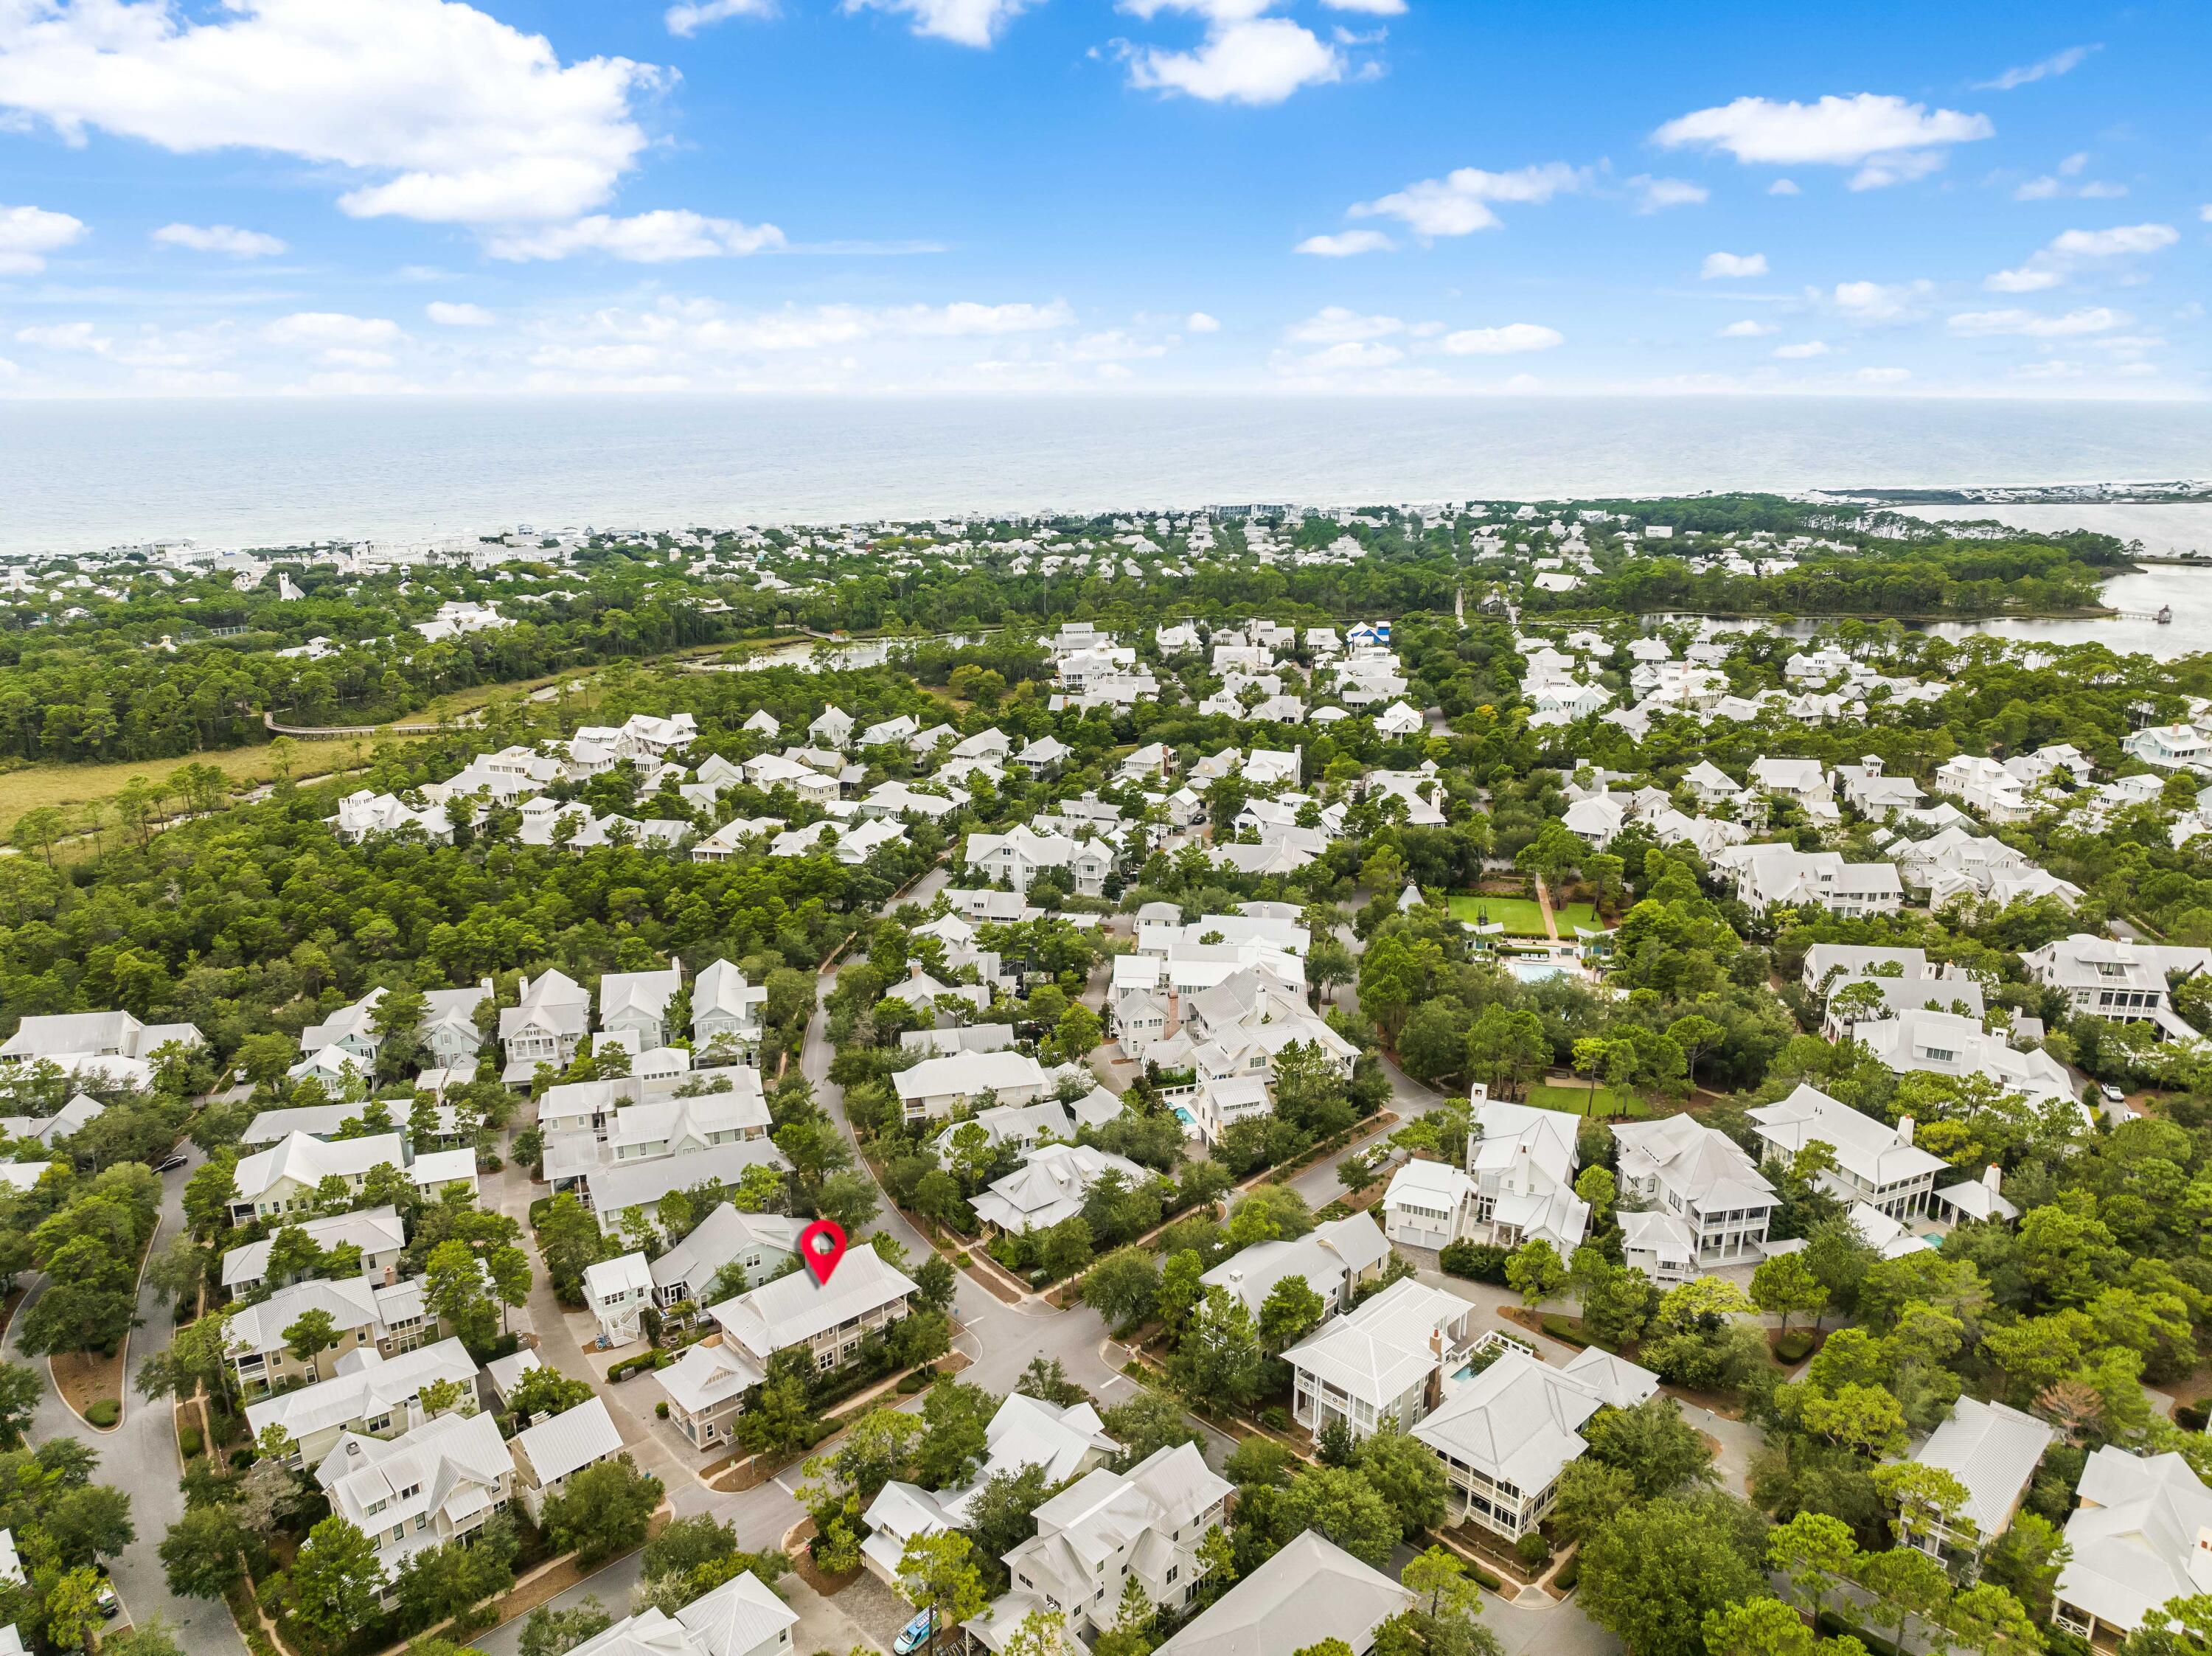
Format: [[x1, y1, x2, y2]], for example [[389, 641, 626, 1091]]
[[2, 1145, 248, 1655]]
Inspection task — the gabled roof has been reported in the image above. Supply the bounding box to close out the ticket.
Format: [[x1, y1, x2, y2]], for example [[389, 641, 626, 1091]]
[[709, 1246, 917, 1362], [1152, 1530, 1415, 1656], [1908, 1396, 2054, 1540], [514, 1396, 625, 1485]]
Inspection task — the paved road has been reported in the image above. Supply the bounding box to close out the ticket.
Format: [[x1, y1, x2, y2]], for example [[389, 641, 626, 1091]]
[[4, 1146, 249, 1656]]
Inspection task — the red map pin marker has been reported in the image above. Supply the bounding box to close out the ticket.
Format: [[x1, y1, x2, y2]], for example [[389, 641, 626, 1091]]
[[799, 1219, 848, 1287]]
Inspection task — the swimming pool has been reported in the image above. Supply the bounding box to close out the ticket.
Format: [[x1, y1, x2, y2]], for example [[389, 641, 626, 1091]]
[[1505, 959, 1571, 983], [1172, 1106, 1197, 1129]]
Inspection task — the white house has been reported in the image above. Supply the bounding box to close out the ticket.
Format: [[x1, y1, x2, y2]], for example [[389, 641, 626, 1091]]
[[582, 1253, 655, 1346], [1284, 1278, 1478, 1441], [2124, 723, 2212, 773], [891, 1049, 1050, 1122], [1747, 1084, 1947, 1219], [1896, 1396, 2054, 1566], [1146, 1531, 1415, 1656], [1612, 1116, 1775, 1273], [2053, 1448, 2212, 1644], [1413, 1347, 1659, 1542]]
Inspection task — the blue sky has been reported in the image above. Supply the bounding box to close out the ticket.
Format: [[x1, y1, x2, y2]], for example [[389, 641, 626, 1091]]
[[0, 0, 2203, 397]]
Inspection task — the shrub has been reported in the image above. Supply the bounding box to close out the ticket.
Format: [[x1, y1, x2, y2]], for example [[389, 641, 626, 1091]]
[[1515, 1531, 1553, 1569], [1258, 1406, 1290, 1432], [1773, 1329, 1815, 1364], [1439, 1241, 1511, 1284], [178, 1424, 205, 1458], [655, 1401, 670, 1419], [1470, 1562, 1503, 1591], [897, 1370, 931, 1395], [2180, 1402, 2210, 1433], [86, 1399, 120, 1428], [1554, 1556, 1580, 1592]]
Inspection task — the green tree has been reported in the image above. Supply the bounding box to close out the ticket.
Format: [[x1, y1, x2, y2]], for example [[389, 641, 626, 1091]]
[[282, 1308, 341, 1368], [1750, 1252, 1830, 1339], [0, 1360, 42, 1448], [1169, 1287, 1267, 1413], [288, 1517, 386, 1654], [156, 1508, 248, 1603], [518, 1597, 614, 1656], [1357, 1426, 1449, 1539], [1766, 1511, 1861, 1629], [1578, 1496, 1764, 1656], [540, 1457, 664, 1565], [1504, 1238, 1569, 1306], [1256, 1274, 1326, 1355], [897, 1531, 988, 1656], [1277, 1464, 1400, 1570]]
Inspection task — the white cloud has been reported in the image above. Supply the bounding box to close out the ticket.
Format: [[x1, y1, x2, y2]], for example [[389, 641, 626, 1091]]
[[1767, 178, 1800, 195], [1323, 0, 1403, 11], [1700, 250, 1767, 279], [15, 321, 107, 351], [0, 0, 661, 226], [1976, 44, 2098, 91], [1287, 305, 1400, 344], [1717, 319, 1774, 337], [486, 210, 787, 262], [1947, 306, 2122, 337], [1349, 161, 1586, 237], [1127, 18, 1342, 105], [1774, 340, 1830, 358], [843, 0, 1037, 47], [1186, 311, 1220, 333], [1830, 279, 1930, 321], [1297, 341, 1401, 370], [1441, 323, 1562, 355], [1855, 366, 1910, 383], [666, 0, 777, 36], [1627, 175, 1707, 212], [1984, 222, 2178, 291], [0, 203, 86, 273], [1653, 93, 1992, 190], [426, 302, 495, 326], [1985, 265, 2062, 293], [2202, 205, 2212, 222], [267, 312, 403, 348], [1295, 229, 1393, 257], [152, 222, 285, 257]]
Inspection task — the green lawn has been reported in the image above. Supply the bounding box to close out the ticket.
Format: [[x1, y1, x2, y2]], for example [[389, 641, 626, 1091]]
[[1526, 1082, 1653, 1119], [1554, 901, 1604, 933], [1446, 894, 1549, 935]]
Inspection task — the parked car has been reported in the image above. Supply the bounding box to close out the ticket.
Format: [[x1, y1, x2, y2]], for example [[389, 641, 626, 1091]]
[[893, 1608, 936, 1655], [2101, 1082, 2128, 1103], [156, 1152, 189, 1173], [93, 1579, 119, 1619]]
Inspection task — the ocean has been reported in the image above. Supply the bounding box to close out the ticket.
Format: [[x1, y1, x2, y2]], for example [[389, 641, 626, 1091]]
[[1, 393, 2208, 555]]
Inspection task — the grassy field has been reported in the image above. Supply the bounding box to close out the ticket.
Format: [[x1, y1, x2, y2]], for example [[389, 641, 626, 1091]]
[[1446, 893, 1550, 935], [1554, 900, 1603, 933], [1526, 1081, 1653, 1119]]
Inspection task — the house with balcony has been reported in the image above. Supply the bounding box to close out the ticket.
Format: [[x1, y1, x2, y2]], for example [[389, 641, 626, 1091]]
[[509, 1397, 627, 1520], [1851, 1008, 2076, 1109], [891, 1049, 1051, 1123], [1893, 1396, 2054, 1568], [1715, 843, 1903, 918], [1284, 1278, 1480, 1441], [1747, 1084, 1948, 1220], [2024, 933, 2212, 1038], [970, 1142, 1153, 1236], [500, 969, 591, 1085], [992, 1445, 1232, 1643], [861, 1393, 1122, 1587], [316, 1409, 515, 1594], [653, 1249, 917, 1449], [1413, 1348, 1660, 1543], [648, 1203, 801, 1315], [225, 1276, 439, 1398], [2124, 723, 2212, 773], [245, 1337, 481, 1470], [1933, 756, 2034, 824], [1612, 1116, 1775, 1274], [227, 1131, 478, 1225], [2052, 1447, 2212, 1645], [597, 964, 684, 1052], [583, 1253, 655, 1346], [221, 1206, 407, 1300]]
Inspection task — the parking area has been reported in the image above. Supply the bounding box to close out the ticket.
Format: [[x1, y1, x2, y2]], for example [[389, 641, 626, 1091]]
[[820, 1565, 925, 1653]]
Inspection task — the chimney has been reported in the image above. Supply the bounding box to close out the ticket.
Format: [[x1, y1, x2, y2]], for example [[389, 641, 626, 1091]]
[[2192, 1528, 2212, 1593], [1896, 1116, 1915, 1147], [908, 961, 925, 980], [480, 976, 495, 996], [1983, 1163, 2003, 1193], [1429, 1326, 1444, 1359]]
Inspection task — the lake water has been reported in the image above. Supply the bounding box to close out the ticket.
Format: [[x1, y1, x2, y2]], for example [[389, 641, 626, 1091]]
[[1, 393, 2210, 555]]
